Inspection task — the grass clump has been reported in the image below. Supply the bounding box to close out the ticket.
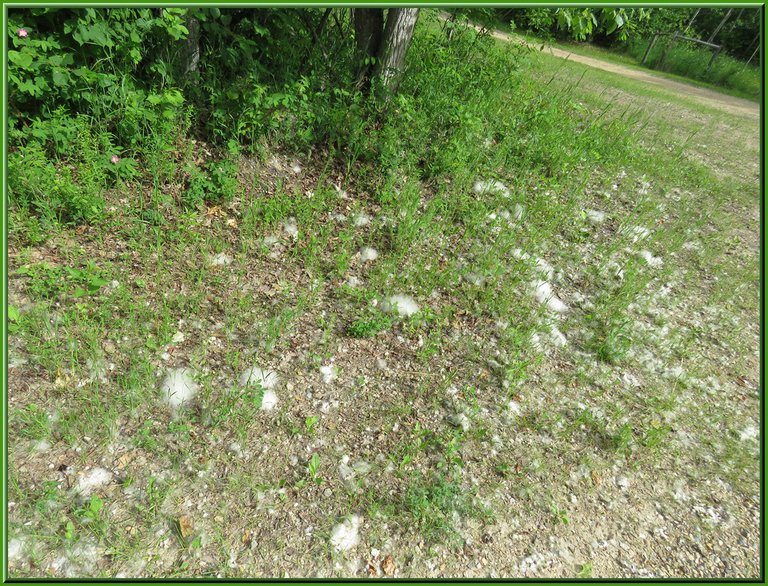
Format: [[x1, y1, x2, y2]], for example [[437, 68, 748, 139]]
[[347, 314, 392, 338]]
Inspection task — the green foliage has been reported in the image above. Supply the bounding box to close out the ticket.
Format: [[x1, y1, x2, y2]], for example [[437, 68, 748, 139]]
[[500, 8, 649, 42], [347, 313, 392, 338], [8, 8, 189, 145], [181, 156, 239, 209], [556, 8, 650, 42], [16, 261, 110, 300], [307, 453, 322, 485]]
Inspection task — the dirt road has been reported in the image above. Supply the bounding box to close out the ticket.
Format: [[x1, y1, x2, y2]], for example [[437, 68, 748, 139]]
[[440, 13, 760, 119], [463, 17, 760, 119]]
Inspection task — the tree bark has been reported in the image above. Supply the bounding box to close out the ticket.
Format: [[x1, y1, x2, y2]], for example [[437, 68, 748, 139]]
[[353, 8, 384, 85], [375, 8, 419, 94], [182, 14, 200, 75]]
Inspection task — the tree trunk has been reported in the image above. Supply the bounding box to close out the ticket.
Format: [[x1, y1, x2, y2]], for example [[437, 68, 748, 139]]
[[353, 8, 384, 85], [182, 14, 200, 75], [375, 8, 419, 94]]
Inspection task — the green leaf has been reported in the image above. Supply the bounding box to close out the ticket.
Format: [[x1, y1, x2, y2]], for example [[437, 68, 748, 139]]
[[8, 50, 33, 69], [73, 287, 87, 298], [8, 306, 20, 322], [89, 495, 104, 514], [52, 70, 69, 86]]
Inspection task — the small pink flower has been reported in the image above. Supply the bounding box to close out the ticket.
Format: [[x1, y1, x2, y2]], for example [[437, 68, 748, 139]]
[[17, 28, 28, 38], [111, 155, 121, 164]]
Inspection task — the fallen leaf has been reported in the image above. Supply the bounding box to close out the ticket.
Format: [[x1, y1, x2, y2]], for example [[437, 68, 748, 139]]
[[242, 529, 252, 547], [736, 376, 757, 390], [227, 218, 238, 228], [367, 561, 377, 577], [381, 555, 395, 577], [591, 471, 601, 486], [178, 515, 194, 539], [116, 451, 135, 469]]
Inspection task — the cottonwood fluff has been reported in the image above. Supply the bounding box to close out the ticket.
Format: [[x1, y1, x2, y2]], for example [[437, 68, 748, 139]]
[[360, 247, 378, 262], [639, 250, 663, 268], [586, 209, 606, 224], [353, 213, 371, 227], [382, 295, 420, 317], [532, 280, 569, 313], [320, 365, 337, 384], [282, 218, 299, 240], [239, 367, 280, 411], [330, 515, 361, 552], [209, 252, 233, 266], [473, 179, 510, 198], [76, 468, 112, 495], [161, 368, 199, 409]]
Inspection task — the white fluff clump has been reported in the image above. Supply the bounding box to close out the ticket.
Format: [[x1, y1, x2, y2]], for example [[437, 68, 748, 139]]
[[360, 247, 378, 262], [320, 365, 338, 384], [260, 390, 279, 411], [534, 257, 555, 280], [330, 515, 361, 552], [239, 367, 280, 411], [382, 295, 420, 317], [626, 225, 651, 243], [8, 538, 24, 563], [514, 249, 555, 280], [346, 276, 361, 288], [161, 368, 199, 409], [473, 179, 510, 198], [586, 209, 606, 224], [512, 204, 525, 222], [740, 426, 759, 441], [239, 367, 279, 390], [463, 273, 485, 286], [353, 213, 371, 227], [338, 456, 372, 482], [282, 218, 299, 240], [263, 235, 280, 247], [638, 250, 663, 268], [209, 252, 233, 266], [548, 325, 568, 347], [512, 249, 530, 261], [76, 468, 112, 495], [532, 280, 569, 313], [449, 412, 471, 432]]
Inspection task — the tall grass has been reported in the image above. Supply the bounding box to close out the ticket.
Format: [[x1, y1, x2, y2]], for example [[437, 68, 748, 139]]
[[626, 36, 760, 99]]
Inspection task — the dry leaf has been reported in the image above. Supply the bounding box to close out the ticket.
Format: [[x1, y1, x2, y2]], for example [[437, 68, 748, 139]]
[[367, 561, 378, 577], [591, 471, 601, 486], [381, 555, 395, 577], [178, 515, 194, 539], [227, 218, 238, 228], [242, 529, 252, 547], [736, 376, 757, 390], [116, 451, 135, 470]]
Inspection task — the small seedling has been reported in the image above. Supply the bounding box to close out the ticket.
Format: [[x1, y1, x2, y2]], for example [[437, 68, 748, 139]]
[[305, 415, 319, 436], [577, 562, 593, 578], [308, 453, 322, 485]]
